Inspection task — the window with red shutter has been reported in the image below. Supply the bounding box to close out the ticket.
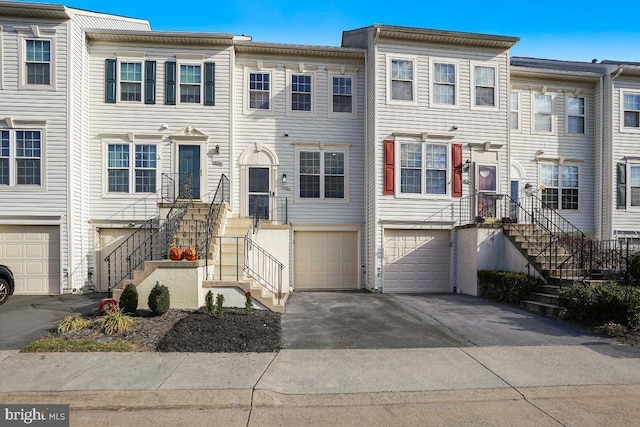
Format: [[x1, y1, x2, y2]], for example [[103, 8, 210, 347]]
[[452, 143, 463, 197]]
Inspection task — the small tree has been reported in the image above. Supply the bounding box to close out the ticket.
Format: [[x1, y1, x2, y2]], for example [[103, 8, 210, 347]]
[[148, 282, 170, 316], [215, 293, 224, 319], [119, 284, 139, 314], [244, 291, 254, 315], [205, 290, 215, 315]]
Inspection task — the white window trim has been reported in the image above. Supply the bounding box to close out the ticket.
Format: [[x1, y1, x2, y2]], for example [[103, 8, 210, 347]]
[[16, 26, 56, 90], [471, 62, 499, 111], [510, 91, 521, 133], [102, 140, 160, 197], [117, 55, 145, 104], [627, 163, 640, 210], [286, 70, 315, 116], [0, 128, 46, 190], [620, 89, 640, 134], [327, 72, 357, 119], [538, 162, 581, 212], [565, 95, 587, 135], [429, 58, 459, 109], [177, 61, 204, 106], [386, 54, 417, 105], [531, 92, 555, 135], [244, 68, 273, 114], [394, 138, 452, 199], [0, 26, 4, 90], [293, 143, 350, 203]]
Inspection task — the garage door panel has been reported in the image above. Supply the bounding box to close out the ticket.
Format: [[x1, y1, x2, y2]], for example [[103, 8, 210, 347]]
[[384, 229, 450, 293], [0, 225, 61, 295], [294, 231, 359, 290]]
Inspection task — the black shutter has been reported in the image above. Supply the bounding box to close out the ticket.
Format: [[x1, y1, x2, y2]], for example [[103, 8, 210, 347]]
[[165, 61, 176, 105], [617, 163, 626, 209], [145, 60, 156, 104], [204, 62, 215, 106], [105, 59, 117, 103]]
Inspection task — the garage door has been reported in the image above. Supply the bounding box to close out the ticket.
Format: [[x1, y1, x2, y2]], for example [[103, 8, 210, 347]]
[[99, 228, 137, 292], [0, 225, 61, 294], [383, 229, 450, 293], [294, 231, 359, 290]]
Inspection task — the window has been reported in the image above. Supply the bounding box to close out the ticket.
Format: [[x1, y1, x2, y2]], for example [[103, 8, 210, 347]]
[[433, 63, 456, 105], [248, 72, 270, 110], [474, 66, 496, 107], [107, 143, 157, 194], [298, 150, 345, 199], [25, 39, 51, 85], [567, 96, 585, 134], [291, 74, 312, 111], [400, 143, 448, 195], [180, 64, 201, 103], [510, 92, 520, 130], [630, 166, 640, 207], [624, 93, 640, 128], [120, 62, 142, 102], [534, 94, 553, 132], [332, 76, 352, 113], [540, 164, 579, 210], [390, 59, 414, 101], [0, 129, 42, 187]]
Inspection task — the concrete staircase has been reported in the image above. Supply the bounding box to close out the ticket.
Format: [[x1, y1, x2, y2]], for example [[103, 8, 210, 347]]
[[520, 283, 562, 318]]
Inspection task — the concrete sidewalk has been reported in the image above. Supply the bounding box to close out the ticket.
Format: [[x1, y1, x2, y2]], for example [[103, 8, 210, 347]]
[[2, 344, 640, 425]]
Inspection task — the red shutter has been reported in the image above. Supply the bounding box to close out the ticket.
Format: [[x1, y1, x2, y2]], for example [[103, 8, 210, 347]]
[[452, 143, 463, 198], [383, 139, 395, 195]]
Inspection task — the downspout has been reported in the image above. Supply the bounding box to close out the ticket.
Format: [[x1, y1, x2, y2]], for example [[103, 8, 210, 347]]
[[363, 36, 369, 290], [599, 73, 604, 240], [607, 67, 623, 239], [373, 27, 381, 292]]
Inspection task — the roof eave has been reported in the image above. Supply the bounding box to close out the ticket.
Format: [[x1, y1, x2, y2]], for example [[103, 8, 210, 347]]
[[0, 1, 69, 20], [511, 66, 602, 83], [234, 41, 365, 60], [375, 25, 519, 49], [85, 29, 235, 46]]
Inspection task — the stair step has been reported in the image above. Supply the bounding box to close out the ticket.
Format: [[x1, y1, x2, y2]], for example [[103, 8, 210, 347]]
[[529, 292, 559, 305], [520, 300, 561, 318], [536, 284, 560, 295]]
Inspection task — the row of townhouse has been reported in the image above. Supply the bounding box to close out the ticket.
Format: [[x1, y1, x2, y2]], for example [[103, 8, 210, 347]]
[[1, 1, 639, 301]]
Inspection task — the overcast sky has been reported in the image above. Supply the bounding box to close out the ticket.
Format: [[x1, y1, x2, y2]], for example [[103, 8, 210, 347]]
[[12, 0, 640, 62]]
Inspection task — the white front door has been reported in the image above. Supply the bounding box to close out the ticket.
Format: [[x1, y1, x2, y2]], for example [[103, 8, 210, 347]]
[[476, 164, 498, 218]]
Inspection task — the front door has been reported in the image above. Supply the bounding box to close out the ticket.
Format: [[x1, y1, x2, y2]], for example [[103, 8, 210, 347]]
[[178, 145, 200, 199], [510, 180, 519, 220], [248, 167, 270, 219], [476, 164, 498, 218]]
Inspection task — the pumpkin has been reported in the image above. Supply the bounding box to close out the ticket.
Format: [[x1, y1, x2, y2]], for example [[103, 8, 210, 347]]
[[169, 247, 183, 261], [182, 247, 197, 261]]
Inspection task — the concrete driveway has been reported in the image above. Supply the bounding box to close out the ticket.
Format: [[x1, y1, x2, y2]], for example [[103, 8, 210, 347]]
[[281, 292, 612, 349], [0, 293, 105, 350]]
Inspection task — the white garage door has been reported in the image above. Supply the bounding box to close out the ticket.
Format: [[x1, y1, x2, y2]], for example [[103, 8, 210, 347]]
[[99, 228, 137, 292], [383, 229, 450, 293], [294, 231, 359, 290], [0, 225, 61, 294]]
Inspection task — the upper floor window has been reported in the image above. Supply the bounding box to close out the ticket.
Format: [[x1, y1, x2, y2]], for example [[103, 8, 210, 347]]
[[0, 130, 42, 187], [540, 164, 579, 210], [433, 62, 456, 106], [179, 64, 201, 104], [120, 62, 142, 102], [332, 76, 352, 113], [534, 94, 553, 133], [291, 74, 312, 112], [400, 142, 448, 195], [567, 96, 585, 134], [107, 143, 157, 194], [474, 65, 496, 107], [623, 93, 640, 128], [298, 150, 346, 199], [248, 72, 270, 110], [630, 166, 640, 207], [390, 59, 414, 101], [510, 92, 520, 130], [25, 39, 51, 85]]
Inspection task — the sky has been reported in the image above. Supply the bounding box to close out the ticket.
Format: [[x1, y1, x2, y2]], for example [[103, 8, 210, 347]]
[[12, 0, 640, 62]]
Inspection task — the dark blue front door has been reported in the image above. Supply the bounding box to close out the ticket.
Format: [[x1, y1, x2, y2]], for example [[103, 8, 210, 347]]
[[179, 145, 200, 199], [248, 167, 270, 219], [510, 180, 519, 220]]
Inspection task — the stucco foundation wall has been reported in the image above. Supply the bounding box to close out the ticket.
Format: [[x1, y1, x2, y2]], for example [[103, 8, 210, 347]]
[[476, 228, 506, 271], [135, 261, 205, 310], [253, 226, 291, 293], [456, 227, 479, 296]]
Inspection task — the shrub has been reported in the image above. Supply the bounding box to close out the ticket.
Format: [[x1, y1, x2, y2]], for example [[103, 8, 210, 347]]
[[245, 291, 254, 315], [205, 290, 215, 315], [558, 281, 640, 330], [148, 282, 170, 316], [477, 270, 542, 306], [99, 309, 135, 335], [629, 255, 640, 283], [215, 293, 224, 319], [119, 284, 139, 314], [56, 315, 92, 334]]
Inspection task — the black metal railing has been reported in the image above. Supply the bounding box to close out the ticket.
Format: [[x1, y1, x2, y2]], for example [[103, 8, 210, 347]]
[[584, 240, 640, 278], [248, 195, 288, 226], [104, 174, 193, 296]]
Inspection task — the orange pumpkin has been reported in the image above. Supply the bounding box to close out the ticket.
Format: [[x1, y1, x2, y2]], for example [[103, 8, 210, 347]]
[[169, 247, 183, 260], [182, 247, 197, 261]]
